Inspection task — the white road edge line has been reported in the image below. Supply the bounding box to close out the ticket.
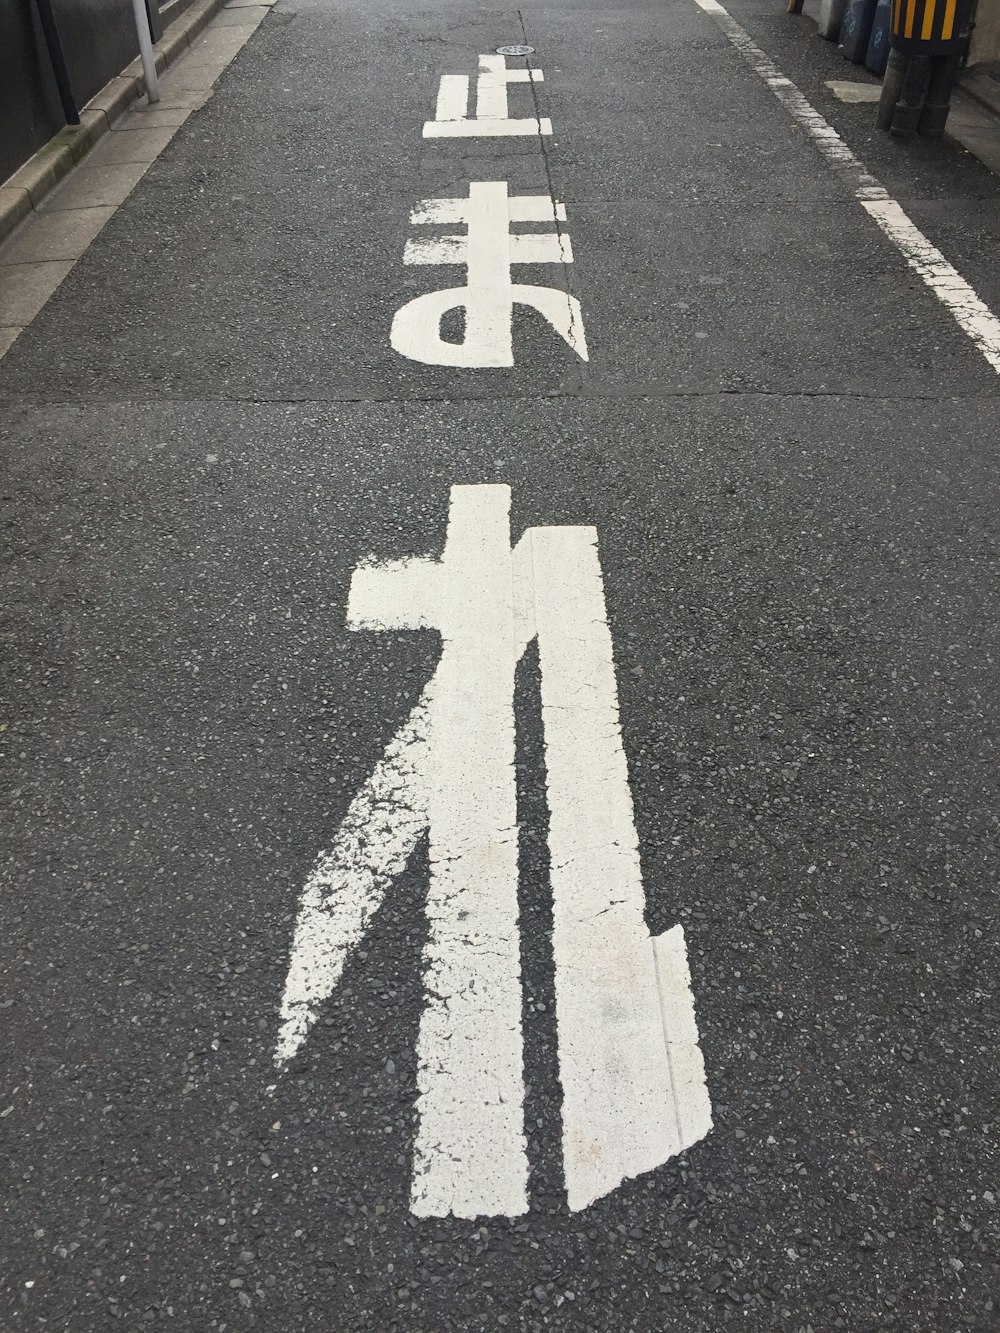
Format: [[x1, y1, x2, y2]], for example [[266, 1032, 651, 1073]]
[[693, 0, 1000, 376]]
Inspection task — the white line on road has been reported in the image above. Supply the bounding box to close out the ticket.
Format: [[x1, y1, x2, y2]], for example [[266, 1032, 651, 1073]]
[[434, 73, 470, 123], [518, 523, 712, 1212], [387, 488, 528, 1220], [693, 0, 1000, 376], [278, 489, 528, 1219], [304, 487, 529, 1220]]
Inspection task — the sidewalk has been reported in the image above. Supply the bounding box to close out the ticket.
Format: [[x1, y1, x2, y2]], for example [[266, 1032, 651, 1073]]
[[0, 0, 274, 358]]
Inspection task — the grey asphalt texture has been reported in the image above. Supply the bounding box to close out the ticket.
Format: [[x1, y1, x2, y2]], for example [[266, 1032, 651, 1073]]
[[1, 0, 999, 1328]]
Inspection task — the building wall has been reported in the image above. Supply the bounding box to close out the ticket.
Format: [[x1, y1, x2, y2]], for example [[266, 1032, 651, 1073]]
[[1, 0, 139, 184], [0, 0, 63, 181]]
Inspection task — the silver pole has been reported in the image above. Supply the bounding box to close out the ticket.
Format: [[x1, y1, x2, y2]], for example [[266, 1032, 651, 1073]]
[[131, 0, 161, 103]]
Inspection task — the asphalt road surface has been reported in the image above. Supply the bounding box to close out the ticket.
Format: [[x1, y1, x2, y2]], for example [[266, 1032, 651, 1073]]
[[2, 0, 1000, 1328]]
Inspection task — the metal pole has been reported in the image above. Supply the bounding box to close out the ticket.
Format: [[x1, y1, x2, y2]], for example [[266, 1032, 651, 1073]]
[[33, 0, 79, 125], [131, 0, 161, 103]]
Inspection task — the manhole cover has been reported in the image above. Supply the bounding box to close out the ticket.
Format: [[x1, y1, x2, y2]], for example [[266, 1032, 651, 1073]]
[[496, 43, 534, 56]]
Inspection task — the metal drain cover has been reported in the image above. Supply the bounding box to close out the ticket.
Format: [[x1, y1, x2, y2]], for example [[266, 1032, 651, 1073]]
[[495, 43, 534, 56]]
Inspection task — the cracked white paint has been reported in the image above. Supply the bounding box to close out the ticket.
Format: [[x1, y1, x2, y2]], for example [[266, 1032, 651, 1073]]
[[520, 522, 712, 1211], [274, 687, 429, 1070], [275, 484, 711, 1218]]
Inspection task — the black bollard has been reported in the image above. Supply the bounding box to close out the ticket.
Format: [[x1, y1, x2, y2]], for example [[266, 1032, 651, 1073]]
[[919, 52, 961, 136], [883, 0, 973, 135], [891, 51, 932, 137], [877, 47, 909, 129]]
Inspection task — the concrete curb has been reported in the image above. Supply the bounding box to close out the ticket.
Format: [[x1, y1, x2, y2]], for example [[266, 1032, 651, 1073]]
[[0, 0, 228, 247]]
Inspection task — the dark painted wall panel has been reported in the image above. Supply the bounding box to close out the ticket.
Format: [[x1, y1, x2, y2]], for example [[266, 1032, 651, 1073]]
[[1, 0, 141, 184], [0, 0, 63, 181], [53, 0, 138, 108]]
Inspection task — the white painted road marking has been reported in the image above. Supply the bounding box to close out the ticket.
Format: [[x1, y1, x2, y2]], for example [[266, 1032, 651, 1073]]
[[693, 0, 1000, 376], [424, 53, 553, 138], [391, 181, 587, 368], [352, 488, 527, 1219], [276, 485, 712, 1219], [520, 522, 713, 1211], [273, 687, 429, 1074]]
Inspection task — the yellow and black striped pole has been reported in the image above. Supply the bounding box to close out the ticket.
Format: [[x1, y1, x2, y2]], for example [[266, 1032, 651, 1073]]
[[891, 0, 963, 52], [877, 0, 972, 137]]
